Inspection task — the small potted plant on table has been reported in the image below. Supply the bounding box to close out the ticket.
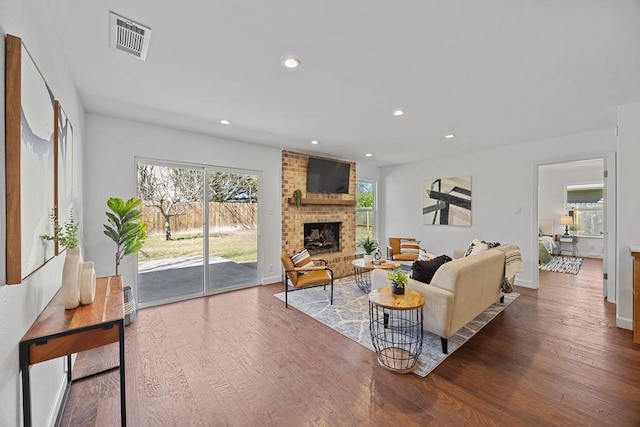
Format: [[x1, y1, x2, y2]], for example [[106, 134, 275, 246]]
[[358, 236, 379, 264], [387, 268, 408, 295]]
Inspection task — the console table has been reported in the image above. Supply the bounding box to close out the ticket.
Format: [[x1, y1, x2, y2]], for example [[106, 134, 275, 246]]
[[19, 276, 126, 426]]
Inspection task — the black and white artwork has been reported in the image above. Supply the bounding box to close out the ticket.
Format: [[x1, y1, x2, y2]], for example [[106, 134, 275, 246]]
[[56, 101, 74, 254], [5, 35, 56, 283], [19, 43, 56, 275], [423, 176, 472, 226]]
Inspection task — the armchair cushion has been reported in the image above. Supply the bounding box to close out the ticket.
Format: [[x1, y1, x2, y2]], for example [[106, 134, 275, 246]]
[[291, 249, 314, 272], [400, 239, 420, 256], [388, 237, 420, 261]]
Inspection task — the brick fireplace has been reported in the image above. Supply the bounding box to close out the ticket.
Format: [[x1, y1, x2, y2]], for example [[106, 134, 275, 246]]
[[281, 150, 359, 279], [304, 221, 341, 255]]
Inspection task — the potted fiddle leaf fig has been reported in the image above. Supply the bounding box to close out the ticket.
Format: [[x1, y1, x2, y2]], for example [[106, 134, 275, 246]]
[[103, 197, 147, 276], [104, 197, 147, 325]]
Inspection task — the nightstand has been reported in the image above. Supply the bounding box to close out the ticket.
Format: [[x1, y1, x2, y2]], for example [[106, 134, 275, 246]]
[[558, 235, 578, 257]]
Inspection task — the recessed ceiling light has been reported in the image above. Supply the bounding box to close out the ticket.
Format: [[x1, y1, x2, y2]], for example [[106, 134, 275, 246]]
[[220, 119, 231, 125], [445, 134, 455, 139], [311, 140, 319, 145], [365, 153, 373, 157], [283, 57, 300, 68], [393, 110, 405, 116]]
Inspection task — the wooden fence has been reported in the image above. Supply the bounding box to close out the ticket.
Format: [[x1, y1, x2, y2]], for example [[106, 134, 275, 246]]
[[141, 202, 257, 234]]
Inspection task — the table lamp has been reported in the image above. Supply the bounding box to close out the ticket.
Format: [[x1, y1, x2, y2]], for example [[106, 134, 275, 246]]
[[560, 215, 572, 235]]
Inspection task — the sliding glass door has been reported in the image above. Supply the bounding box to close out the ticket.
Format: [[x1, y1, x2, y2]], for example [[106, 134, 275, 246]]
[[137, 160, 259, 307], [206, 170, 258, 293]]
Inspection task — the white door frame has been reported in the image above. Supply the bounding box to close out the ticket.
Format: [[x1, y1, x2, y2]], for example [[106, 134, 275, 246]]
[[532, 152, 617, 302]]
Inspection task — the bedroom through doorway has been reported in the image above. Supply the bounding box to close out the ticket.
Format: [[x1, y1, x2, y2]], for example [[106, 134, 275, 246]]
[[536, 156, 615, 303]]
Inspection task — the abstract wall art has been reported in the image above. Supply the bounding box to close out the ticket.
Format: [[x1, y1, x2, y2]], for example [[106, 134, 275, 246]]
[[5, 35, 56, 283], [54, 100, 74, 255], [423, 176, 472, 226]]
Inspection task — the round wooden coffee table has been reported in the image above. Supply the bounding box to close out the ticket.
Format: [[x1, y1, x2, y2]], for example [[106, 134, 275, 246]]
[[352, 259, 401, 292], [368, 288, 425, 373]]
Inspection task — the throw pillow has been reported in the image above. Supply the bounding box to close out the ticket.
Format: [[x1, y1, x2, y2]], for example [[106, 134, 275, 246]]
[[411, 255, 452, 284], [400, 239, 420, 255], [291, 249, 315, 272], [463, 238, 489, 257], [482, 240, 501, 249], [418, 249, 436, 261]]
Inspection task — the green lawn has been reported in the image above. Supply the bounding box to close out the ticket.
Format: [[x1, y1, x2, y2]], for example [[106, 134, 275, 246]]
[[143, 226, 372, 264], [142, 229, 257, 263]]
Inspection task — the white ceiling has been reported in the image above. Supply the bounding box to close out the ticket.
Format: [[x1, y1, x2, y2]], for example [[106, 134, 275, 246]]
[[46, 1, 640, 166]]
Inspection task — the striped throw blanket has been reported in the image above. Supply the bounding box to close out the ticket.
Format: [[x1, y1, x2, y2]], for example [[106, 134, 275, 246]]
[[494, 244, 523, 292]]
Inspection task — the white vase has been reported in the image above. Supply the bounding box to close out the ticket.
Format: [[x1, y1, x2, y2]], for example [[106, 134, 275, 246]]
[[363, 254, 374, 264], [80, 261, 96, 305], [62, 247, 82, 309]]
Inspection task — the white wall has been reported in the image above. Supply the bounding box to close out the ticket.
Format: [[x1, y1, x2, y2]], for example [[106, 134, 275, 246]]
[[617, 101, 640, 328], [83, 114, 283, 289], [381, 127, 616, 290], [538, 160, 605, 258], [0, 1, 86, 426]]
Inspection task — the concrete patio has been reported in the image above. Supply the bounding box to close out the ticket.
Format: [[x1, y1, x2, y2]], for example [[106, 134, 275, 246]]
[[138, 255, 258, 303]]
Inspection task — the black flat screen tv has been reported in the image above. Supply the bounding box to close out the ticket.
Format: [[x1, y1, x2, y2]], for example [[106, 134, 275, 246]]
[[306, 157, 350, 194]]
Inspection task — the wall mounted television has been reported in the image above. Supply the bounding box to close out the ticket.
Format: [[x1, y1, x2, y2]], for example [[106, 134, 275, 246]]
[[307, 157, 351, 194]]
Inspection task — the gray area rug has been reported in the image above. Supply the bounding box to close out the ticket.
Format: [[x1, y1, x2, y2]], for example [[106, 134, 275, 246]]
[[539, 256, 583, 274], [274, 276, 519, 377]]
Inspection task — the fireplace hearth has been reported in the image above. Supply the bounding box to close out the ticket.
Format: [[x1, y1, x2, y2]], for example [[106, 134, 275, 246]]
[[304, 222, 340, 255]]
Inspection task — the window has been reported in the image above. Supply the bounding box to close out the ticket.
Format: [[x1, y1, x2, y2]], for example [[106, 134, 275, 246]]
[[355, 181, 375, 243], [566, 184, 603, 237]]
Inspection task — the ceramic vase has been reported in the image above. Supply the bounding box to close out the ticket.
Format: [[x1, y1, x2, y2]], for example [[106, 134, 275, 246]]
[[391, 282, 405, 295], [363, 254, 374, 264], [62, 247, 83, 309], [79, 261, 96, 305]]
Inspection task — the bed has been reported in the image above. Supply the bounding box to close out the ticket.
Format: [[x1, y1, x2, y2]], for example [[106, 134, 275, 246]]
[[538, 219, 558, 264]]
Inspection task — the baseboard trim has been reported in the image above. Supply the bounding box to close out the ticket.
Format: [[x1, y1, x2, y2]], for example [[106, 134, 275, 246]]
[[262, 275, 280, 285], [617, 317, 633, 330], [514, 278, 536, 289]]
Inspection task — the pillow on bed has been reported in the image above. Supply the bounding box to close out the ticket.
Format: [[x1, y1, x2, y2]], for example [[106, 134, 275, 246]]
[[539, 243, 552, 264]]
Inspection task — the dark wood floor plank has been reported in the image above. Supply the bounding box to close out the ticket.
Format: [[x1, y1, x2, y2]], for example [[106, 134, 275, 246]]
[[61, 257, 640, 426]]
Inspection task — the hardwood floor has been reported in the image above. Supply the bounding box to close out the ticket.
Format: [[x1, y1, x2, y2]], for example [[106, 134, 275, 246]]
[[62, 258, 640, 426]]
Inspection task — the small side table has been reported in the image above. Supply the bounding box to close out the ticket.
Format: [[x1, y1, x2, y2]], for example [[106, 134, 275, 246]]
[[352, 259, 401, 292], [369, 288, 425, 373], [559, 235, 578, 257]]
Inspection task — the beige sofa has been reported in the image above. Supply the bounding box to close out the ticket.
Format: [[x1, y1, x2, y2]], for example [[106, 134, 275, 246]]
[[371, 248, 506, 353]]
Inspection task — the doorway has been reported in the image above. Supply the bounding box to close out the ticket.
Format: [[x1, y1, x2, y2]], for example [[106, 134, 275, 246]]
[[535, 155, 616, 302], [136, 160, 259, 307]]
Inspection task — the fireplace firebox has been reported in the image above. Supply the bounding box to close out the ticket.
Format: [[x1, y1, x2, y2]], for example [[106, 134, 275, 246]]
[[304, 222, 340, 255]]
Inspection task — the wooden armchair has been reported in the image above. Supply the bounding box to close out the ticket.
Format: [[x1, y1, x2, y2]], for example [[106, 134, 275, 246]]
[[281, 251, 334, 308], [387, 237, 420, 261]]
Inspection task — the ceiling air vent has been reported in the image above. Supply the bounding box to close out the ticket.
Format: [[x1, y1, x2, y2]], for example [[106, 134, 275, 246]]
[[109, 12, 152, 61]]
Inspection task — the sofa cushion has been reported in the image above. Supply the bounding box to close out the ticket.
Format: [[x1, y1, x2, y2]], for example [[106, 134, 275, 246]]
[[411, 255, 452, 284]]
